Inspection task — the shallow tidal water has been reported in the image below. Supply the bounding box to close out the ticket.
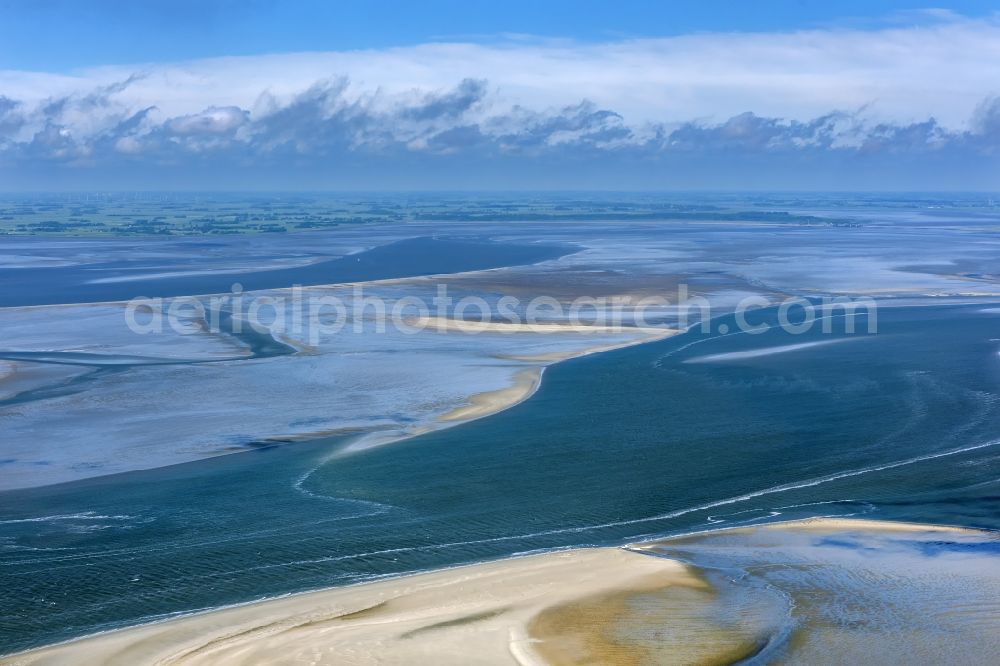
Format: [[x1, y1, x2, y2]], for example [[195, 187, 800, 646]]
[[641, 523, 1000, 664], [0, 235, 571, 307], [2, 303, 1000, 654]]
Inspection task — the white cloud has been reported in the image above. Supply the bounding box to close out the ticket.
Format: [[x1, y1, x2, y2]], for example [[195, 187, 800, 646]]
[[165, 106, 248, 135], [1, 13, 997, 132], [0, 13, 999, 176]]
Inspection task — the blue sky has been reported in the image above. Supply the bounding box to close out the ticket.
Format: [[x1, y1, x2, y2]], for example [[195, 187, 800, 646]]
[[0, 1, 998, 190], [2, 1, 998, 70]]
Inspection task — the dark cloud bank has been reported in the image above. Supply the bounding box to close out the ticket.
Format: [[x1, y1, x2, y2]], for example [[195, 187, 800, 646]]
[[1, 77, 998, 190]]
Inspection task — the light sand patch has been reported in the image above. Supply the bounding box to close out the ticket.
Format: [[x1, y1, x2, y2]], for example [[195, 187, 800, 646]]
[[439, 368, 542, 422], [410, 315, 672, 336], [0, 548, 697, 666], [407, 315, 679, 363]]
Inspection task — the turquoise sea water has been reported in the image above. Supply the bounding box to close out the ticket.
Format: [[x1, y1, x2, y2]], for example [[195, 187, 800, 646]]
[[2, 303, 1000, 653]]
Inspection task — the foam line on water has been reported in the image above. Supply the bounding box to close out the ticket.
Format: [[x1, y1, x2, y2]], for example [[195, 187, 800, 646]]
[[635, 438, 1000, 525], [22, 441, 991, 605], [0, 512, 135, 525], [684, 338, 852, 363], [283, 441, 1000, 572], [1, 504, 396, 570], [654, 310, 869, 367], [162, 440, 1000, 582]]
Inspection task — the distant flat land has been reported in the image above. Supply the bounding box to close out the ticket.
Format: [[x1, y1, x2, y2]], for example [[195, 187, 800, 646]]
[[0, 192, 898, 236]]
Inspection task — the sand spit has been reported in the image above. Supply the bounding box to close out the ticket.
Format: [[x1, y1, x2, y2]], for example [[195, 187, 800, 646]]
[[504, 328, 678, 363], [430, 319, 677, 423], [440, 367, 543, 422], [410, 315, 672, 337]]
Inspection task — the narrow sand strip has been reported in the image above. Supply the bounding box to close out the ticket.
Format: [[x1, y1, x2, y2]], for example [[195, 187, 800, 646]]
[[627, 516, 986, 549], [758, 516, 983, 534], [410, 315, 674, 337]]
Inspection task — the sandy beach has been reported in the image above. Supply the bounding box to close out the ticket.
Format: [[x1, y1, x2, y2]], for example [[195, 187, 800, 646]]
[[7, 517, 998, 665], [0, 548, 698, 666]]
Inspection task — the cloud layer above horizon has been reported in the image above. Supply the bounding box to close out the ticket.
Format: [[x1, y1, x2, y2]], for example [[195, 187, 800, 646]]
[[2, 12, 999, 189]]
